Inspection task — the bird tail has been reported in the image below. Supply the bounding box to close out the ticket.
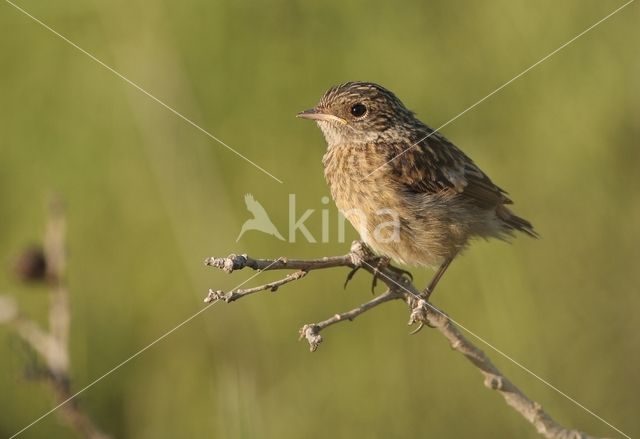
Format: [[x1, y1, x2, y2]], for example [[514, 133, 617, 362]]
[[497, 206, 539, 238]]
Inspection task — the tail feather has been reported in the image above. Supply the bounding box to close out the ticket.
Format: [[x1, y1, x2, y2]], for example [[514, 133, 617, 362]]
[[497, 206, 539, 238]]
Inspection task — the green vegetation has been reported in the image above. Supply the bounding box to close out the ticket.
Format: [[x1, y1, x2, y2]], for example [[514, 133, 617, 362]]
[[1, 1, 638, 437]]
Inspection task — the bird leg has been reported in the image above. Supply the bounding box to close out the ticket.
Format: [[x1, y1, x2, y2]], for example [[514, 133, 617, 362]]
[[406, 258, 454, 334], [422, 257, 453, 300]]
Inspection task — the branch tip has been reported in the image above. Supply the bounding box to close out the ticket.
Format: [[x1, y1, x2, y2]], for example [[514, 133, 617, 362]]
[[204, 289, 220, 303], [204, 254, 248, 273], [299, 324, 323, 352]]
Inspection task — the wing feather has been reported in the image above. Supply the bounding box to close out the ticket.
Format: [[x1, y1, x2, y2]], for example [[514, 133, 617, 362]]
[[389, 127, 511, 208]]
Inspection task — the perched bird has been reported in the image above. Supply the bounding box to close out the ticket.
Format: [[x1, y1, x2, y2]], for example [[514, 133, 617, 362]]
[[236, 193, 285, 242], [297, 81, 536, 298]]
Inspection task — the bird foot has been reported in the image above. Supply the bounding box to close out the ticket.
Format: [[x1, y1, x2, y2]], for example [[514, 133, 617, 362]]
[[344, 241, 372, 290], [344, 255, 414, 294], [342, 259, 386, 292], [407, 298, 436, 334], [370, 257, 413, 293], [385, 263, 413, 283]]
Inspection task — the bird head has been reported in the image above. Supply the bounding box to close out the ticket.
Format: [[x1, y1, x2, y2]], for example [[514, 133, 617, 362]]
[[297, 81, 416, 146]]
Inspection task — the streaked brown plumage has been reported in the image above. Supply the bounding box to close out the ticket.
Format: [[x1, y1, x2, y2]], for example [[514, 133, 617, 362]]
[[298, 81, 537, 297]]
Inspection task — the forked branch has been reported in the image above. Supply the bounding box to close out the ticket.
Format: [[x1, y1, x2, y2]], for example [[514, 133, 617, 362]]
[[204, 241, 599, 439]]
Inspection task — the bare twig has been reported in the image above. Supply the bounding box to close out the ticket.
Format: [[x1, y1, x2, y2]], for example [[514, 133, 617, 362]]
[[299, 289, 399, 351], [1, 198, 112, 439], [204, 241, 599, 439], [45, 197, 70, 371], [205, 270, 308, 303]]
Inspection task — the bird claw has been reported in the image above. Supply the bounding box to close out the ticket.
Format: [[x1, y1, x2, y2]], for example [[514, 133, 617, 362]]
[[370, 271, 379, 294], [388, 265, 413, 282], [409, 322, 425, 335], [371, 257, 413, 293], [345, 255, 414, 294], [369, 256, 391, 293], [407, 298, 436, 333], [343, 266, 386, 294], [343, 266, 360, 289]]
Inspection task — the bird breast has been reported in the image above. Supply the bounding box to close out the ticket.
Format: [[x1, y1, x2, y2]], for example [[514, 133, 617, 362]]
[[323, 143, 407, 255], [323, 142, 395, 221], [322, 142, 464, 267]]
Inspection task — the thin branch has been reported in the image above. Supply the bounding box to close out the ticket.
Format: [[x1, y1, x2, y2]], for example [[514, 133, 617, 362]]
[[1, 198, 112, 439], [45, 197, 70, 371], [204, 253, 357, 273], [425, 309, 593, 439], [205, 270, 308, 302], [204, 240, 599, 439], [299, 289, 400, 351]]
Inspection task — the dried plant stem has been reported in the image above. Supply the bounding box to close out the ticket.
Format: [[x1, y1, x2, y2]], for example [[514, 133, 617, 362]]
[[0, 199, 112, 439]]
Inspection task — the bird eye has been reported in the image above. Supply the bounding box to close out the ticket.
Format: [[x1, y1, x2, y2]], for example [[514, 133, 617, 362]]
[[350, 103, 367, 118]]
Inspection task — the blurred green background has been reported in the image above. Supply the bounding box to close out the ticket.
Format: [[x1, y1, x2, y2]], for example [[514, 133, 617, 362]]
[[1, 0, 638, 437]]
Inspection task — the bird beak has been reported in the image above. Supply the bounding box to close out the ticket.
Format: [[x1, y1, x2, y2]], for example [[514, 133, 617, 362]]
[[296, 108, 347, 125]]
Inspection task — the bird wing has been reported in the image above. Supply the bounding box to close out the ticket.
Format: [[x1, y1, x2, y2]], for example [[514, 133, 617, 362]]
[[390, 128, 511, 208]]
